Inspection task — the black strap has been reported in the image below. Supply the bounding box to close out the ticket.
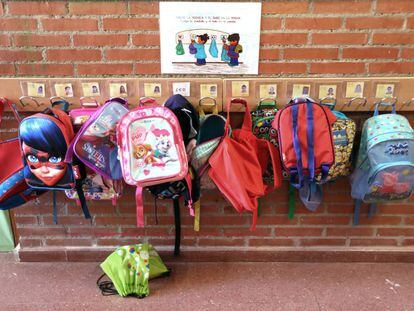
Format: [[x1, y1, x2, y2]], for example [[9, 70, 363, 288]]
[[154, 197, 159, 225], [75, 180, 91, 221], [173, 198, 181, 256], [97, 274, 118, 296]]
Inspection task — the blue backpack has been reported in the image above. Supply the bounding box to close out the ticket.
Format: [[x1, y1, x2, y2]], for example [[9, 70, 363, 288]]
[[351, 102, 414, 224]]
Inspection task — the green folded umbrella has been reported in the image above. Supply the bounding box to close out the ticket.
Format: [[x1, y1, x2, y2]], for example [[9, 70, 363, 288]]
[[98, 243, 169, 298]]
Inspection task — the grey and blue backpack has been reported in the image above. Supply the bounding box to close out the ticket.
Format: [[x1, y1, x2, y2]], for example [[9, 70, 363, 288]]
[[351, 101, 414, 224]]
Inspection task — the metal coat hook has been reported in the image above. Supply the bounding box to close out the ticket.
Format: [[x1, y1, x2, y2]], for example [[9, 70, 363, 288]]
[[19, 96, 41, 108], [319, 96, 336, 109], [402, 97, 414, 109], [343, 97, 367, 110]]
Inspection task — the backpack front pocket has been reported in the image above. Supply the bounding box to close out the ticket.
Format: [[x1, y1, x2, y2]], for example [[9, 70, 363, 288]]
[[364, 163, 414, 202]]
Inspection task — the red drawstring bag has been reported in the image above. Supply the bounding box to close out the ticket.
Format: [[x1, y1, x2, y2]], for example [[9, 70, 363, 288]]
[[208, 98, 282, 230]]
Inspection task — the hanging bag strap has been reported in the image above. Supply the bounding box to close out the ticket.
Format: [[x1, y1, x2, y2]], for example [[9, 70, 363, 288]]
[[226, 98, 252, 134], [173, 198, 181, 256], [353, 199, 362, 225], [72, 163, 91, 221], [264, 139, 282, 193], [0, 97, 22, 128], [374, 98, 397, 116], [290, 103, 304, 189], [184, 173, 194, 216], [50, 96, 70, 112], [198, 97, 218, 118], [135, 187, 145, 227], [306, 100, 316, 192]]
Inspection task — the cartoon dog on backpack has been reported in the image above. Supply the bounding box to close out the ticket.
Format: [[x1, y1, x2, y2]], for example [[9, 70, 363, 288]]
[[151, 127, 177, 163]]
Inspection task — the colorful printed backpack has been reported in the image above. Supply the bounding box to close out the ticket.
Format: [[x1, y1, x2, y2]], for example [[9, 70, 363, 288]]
[[19, 107, 90, 222], [117, 98, 190, 227], [351, 101, 414, 224], [66, 97, 123, 206], [273, 97, 337, 212], [273, 97, 336, 188], [65, 172, 123, 206], [66, 97, 129, 180], [251, 98, 278, 147], [0, 98, 45, 210], [319, 98, 356, 182], [69, 97, 100, 131]]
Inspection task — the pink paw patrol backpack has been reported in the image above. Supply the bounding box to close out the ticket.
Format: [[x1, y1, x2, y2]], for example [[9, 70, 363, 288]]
[[117, 98, 190, 227]]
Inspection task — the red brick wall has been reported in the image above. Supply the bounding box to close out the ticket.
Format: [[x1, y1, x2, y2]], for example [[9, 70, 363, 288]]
[[1, 0, 414, 76], [2, 0, 414, 258]]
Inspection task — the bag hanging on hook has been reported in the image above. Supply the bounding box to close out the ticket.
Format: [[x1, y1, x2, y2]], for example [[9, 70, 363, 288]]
[[351, 98, 414, 224], [220, 35, 230, 62], [209, 37, 218, 58], [19, 105, 91, 223], [176, 39, 185, 55]]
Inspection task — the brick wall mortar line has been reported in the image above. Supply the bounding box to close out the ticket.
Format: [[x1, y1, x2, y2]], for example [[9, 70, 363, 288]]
[[309, 0, 314, 14], [403, 15, 408, 31]]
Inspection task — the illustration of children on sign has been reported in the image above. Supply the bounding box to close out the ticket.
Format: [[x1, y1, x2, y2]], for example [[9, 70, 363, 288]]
[[223, 33, 243, 67], [189, 33, 210, 66]]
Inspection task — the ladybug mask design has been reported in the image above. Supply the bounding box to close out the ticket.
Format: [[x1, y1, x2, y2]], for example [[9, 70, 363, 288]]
[[23, 143, 67, 186]]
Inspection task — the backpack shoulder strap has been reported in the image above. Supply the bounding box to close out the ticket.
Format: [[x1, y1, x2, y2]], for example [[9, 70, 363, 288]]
[[173, 198, 181, 256], [136, 187, 145, 227]]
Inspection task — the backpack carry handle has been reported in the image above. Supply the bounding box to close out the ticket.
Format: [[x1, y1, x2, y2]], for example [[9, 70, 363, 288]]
[[230, 97, 248, 107], [0, 97, 22, 125], [80, 96, 100, 108], [50, 96, 70, 112], [19, 96, 42, 108], [225, 98, 251, 136], [139, 97, 157, 107], [319, 97, 336, 110], [108, 97, 128, 108], [289, 96, 316, 105], [258, 98, 277, 109], [198, 97, 218, 116], [374, 97, 397, 116]]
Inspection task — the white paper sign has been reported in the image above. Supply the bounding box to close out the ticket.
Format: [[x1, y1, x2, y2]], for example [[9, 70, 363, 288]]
[[172, 82, 191, 96], [160, 2, 262, 75]]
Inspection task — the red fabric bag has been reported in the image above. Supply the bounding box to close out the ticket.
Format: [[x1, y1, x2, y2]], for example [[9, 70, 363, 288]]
[[208, 98, 282, 230]]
